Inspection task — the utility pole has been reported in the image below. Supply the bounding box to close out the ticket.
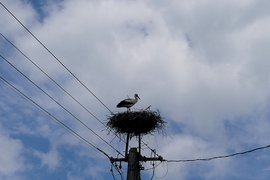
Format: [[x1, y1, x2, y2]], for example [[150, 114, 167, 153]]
[[107, 109, 166, 180], [127, 148, 140, 180], [111, 135, 163, 180]]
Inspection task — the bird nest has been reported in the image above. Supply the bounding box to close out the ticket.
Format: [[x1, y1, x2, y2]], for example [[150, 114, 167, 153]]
[[106, 109, 166, 137]]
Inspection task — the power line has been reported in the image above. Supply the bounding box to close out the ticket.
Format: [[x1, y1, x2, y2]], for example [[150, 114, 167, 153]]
[[165, 144, 270, 162], [0, 54, 124, 157], [110, 163, 117, 180], [0, 33, 105, 127], [0, 33, 132, 149], [0, 75, 108, 159], [111, 163, 124, 180], [0, 2, 113, 114], [4, 67, 268, 174], [0, 31, 148, 156], [1, 73, 136, 180], [0, 2, 160, 158]]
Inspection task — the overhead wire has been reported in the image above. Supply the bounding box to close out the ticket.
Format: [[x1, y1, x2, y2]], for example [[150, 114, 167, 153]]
[[0, 33, 131, 149], [165, 144, 270, 162], [0, 2, 113, 114], [141, 139, 162, 160], [2, 24, 269, 172], [1, 70, 147, 179], [0, 31, 145, 159], [1, 3, 167, 177], [0, 75, 108, 159], [0, 33, 105, 127], [110, 154, 124, 180], [150, 150, 156, 180], [0, 1, 161, 158], [1, 2, 136, 153], [0, 54, 124, 157], [3, 21, 269, 170], [110, 163, 117, 180], [112, 163, 124, 180], [155, 162, 168, 179]]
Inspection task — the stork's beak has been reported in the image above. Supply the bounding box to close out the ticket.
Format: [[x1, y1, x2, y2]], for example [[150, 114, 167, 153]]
[[137, 95, 140, 100]]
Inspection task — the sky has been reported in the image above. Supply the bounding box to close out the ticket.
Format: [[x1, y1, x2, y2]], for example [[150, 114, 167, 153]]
[[1, 0, 270, 179]]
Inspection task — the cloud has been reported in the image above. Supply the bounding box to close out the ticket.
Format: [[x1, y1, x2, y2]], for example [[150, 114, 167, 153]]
[[0, 126, 25, 176], [33, 146, 60, 171], [0, 0, 38, 38], [2, 0, 270, 179]]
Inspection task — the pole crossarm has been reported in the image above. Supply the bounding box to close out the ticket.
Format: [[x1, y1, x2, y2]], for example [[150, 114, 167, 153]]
[[140, 156, 164, 162], [110, 156, 164, 163]]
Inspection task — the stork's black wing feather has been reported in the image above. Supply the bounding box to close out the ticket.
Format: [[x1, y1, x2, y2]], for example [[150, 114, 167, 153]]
[[117, 100, 134, 108]]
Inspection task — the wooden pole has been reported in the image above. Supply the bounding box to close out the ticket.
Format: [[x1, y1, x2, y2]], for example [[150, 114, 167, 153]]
[[127, 148, 140, 180]]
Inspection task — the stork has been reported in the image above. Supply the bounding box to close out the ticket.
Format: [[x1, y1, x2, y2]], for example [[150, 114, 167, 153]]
[[117, 94, 140, 111]]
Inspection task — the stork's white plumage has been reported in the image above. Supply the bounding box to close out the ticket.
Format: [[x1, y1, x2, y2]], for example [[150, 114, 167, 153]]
[[117, 94, 140, 111]]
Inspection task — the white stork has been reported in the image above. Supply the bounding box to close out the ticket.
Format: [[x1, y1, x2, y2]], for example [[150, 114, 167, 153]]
[[117, 94, 140, 111]]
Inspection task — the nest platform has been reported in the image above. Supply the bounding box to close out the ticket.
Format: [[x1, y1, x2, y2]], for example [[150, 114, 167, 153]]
[[107, 109, 166, 137]]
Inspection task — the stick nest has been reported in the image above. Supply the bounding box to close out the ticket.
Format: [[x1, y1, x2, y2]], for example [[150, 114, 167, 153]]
[[106, 109, 166, 137]]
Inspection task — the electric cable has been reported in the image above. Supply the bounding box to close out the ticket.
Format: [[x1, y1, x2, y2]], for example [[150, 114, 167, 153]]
[[2, 20, 269, 172], [150, 166, 154, 180], [1, 73, 124, 178], [110, 163, 117, 180], [0, 3, 136, 152], [111, 163, 124, 180], [143, 161, 163, 171], [150, 150, 155, 180], [0, 4, 167, 177], [0, 54, 124, 157], [0, 75, 108, 159], [0, 33, 130, 149], [0, 33, 105, 126], [142, 141, 162, 160], [165, 144, 270, 162], [115, 163, 124, 180], [0, 2, 113, 114], [154, 162, 168, 179], [113, 154, 124, 180], [0, 1, 161, 158], [4, 67, 268, 177]]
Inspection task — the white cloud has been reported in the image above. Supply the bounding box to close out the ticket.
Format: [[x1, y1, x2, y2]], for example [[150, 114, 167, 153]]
[[33, 146, 60, 171], [0, 0, 38, 38], [0, 126, 25, 176]]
